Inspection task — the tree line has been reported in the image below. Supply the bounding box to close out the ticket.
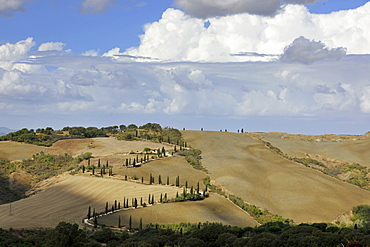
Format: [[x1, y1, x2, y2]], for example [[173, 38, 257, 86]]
[[3, 220, 370, 246]]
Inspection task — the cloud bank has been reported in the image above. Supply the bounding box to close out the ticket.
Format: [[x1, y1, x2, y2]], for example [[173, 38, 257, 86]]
[[124, 3, 370, 62], [173, 0, 323, 18], [280, 36, 346, 64], [0, 0, 29, 17]]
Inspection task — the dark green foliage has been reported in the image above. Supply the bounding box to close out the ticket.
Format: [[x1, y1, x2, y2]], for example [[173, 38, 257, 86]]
[[46, 221, 88, 247], [21, 151, 87, 182], [178, 148, 208, 172]]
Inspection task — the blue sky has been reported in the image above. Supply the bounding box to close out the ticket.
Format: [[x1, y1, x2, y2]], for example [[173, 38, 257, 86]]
[[1, 0, 370, 134]]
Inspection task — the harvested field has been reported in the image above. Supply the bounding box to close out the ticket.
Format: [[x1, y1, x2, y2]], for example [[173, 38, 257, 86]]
[[182, 131, 370, 223], [112, 156, 207, 189], [46, 137, 173, 157], [259, 133, 370, 167], [98, 194, 258, 228], [0, 141, 46, 161], [0, 175, 182, 229]]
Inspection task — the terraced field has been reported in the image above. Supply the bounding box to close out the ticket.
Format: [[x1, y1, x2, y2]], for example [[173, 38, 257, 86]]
[[182, 131, 370, 223]]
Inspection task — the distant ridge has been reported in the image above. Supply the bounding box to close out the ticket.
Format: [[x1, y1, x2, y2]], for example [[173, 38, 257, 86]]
[[0, 127, 15, 137]]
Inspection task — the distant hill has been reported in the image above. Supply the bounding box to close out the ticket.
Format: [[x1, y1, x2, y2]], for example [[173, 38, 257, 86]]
[[0, 127, 15, 137]]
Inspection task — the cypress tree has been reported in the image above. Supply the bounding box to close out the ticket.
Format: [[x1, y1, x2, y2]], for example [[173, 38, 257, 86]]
[[166, 176, 169, 185], [160, 193, 163, 203], [158, 175, 162, 184], [176, 176, 180, 187], [126, 159, 128, 167], [92, 166, 95, 175], [185, 181, 188, 189], [94, 216, 98, 228], [164, 193, 168, 202], [88, 158, 90, 166], [105, 202, 108, 214], [111, 205, 114, 212], [106, 160, 109, 168], [100, 169, 103, 177], [183, 187, 186, 198], [87, 206, 91, 219], [118, 202, 121, 209], [118, 215, 121, 228], [126, 198, 129, 208], [149, 174, 153, 185], [123, 197, 126, 208], [197, 182, 200, 194], [162, 147, 166, 157], [134, 198, 138, 208], [176, 191, 179, 198], [140, 197, 143, 206], [133, 158, 136, 167], [148, 194, 151, 204], [114, 200, 117, 210], [141, 176, 144, 183], [93, 208, 96, 217], [190, 186, 194, 195], [129, 215, 132, 230], [98, 159, 101, 168], [174, 145, 177, 152], [151, 194, 155, 204], [139, 218, 143, 230], [82, 165, 85, 173]]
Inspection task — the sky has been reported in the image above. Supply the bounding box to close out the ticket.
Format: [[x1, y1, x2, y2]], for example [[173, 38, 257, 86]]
[[1, 0, 370, 134]]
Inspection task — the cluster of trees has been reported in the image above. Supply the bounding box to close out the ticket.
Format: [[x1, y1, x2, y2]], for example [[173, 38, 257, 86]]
[[21, 152, 91, 183], [3, 220, 370, 246], [0, 128, 57, 146]]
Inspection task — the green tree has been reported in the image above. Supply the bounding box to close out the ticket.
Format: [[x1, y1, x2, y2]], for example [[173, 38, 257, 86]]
[[47, 222, 88, 247]]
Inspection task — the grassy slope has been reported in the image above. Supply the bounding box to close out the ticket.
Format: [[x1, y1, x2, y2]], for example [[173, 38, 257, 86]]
[[0, 141, 46, 161], [98, 194, 258, 228], [0, 175, 182, 229], [260, 133, 370, 167], [182, 131, 370, 223]]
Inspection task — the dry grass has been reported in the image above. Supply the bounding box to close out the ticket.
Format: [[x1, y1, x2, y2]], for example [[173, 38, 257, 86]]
[[0, 175, 182, 229], [182, 131, 370, 223], [98, 194, 258, 228], [46, 137, 174, 157], [0, 141, 46, 161], [258, 132, 370, 167]]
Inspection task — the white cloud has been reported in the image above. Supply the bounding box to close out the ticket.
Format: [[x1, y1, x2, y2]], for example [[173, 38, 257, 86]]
[[38, 42, 66, 51], [0, 0, 29, 17], [82, 49, 99, 56], [0, 38, 35, 71], [80, 0, 116, 14], [280, 36, 346, 64], [126, 3, 370, 62]]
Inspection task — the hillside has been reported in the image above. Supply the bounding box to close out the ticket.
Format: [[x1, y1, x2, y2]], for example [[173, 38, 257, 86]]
[[182, 131, 370, 223]]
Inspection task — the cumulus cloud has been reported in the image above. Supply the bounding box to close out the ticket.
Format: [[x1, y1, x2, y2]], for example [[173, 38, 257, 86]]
[[280, 36, 346, 64], [0, 0, 30, 17], [38, 42, 66, 51], [126, 3, 370, 62], [173, 0, 324, 18], [0, 38, 35, 70], [80, 0, 116, 14]]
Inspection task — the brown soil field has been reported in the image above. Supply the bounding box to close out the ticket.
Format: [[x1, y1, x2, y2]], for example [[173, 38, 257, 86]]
[[258, 133, 370, 167], [0, 141, 46, 161], [46, 137, 173, 157], [0, 175, 182, 229], [98, 194, 258, 228], [182, 131, 370, 223]]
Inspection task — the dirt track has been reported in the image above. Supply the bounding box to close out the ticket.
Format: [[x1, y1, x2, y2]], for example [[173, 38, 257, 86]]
[[182, 131, 370, 223]]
